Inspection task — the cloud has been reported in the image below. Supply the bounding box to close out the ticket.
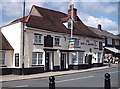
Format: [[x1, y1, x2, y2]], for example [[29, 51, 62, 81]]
[[1, 1, 118, 35], [0, 2, 2, 26], [25, 0, 47, 9], [77, 2, 117, 15], [3, 0, 22, 2], [2, 2, 23, 17], [79, 12, 118, 34], [2, 0, 47, 18], [78, 0, 120, 2], [43, 2, 68, 13], [1, 20, 11, 27]]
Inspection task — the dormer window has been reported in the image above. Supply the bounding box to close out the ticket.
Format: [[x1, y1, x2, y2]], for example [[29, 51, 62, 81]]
[[63, 18, 73, 29], [67, 18, 73, 30]]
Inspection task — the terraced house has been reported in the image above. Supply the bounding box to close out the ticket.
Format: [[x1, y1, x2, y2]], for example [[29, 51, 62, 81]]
[[89, 25, 120, 63], [1, 4, 104, 75]]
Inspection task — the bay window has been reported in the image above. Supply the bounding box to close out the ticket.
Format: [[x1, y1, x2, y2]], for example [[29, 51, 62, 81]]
[[71, 52, 84, 64], [78, 52, 84, 64], [32, 52, 43, 65], [72, 52, 77, 64]]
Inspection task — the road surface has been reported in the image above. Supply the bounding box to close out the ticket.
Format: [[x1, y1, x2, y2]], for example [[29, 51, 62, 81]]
[[2, 66, 119, 89]]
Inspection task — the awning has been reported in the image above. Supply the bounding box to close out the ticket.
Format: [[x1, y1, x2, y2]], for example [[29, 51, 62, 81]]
[[105, 47, 120, 53]]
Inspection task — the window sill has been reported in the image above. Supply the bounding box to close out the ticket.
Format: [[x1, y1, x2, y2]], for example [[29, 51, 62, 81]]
[[0, 65, 7, 68], [54, 45, 61, 47], [94, 48, 99, 49], [107, 44, 112, 45], [34, 43, 43, 45], [74, 47, 81, 48], [115, 45, 120, 46], [31, 65, 44, 67]]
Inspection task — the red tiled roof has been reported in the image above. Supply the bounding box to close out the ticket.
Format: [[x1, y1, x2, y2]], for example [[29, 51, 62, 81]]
[[26, 5, 101, 38], [0, 32, 13, 50], [0, 16, 29, 29], [11, 16, 28, 24], [89, 26, 120, 39], [2, 5, 101, 39]]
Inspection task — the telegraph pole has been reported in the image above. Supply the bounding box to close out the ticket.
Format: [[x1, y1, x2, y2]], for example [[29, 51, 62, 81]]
[[22, 0, 25, 75]]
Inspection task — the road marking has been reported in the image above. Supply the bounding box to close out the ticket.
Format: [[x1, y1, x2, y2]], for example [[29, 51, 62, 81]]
[[56, 76, 94, 83], [109, 71, 120, 74], [14, 85, 29, 87]]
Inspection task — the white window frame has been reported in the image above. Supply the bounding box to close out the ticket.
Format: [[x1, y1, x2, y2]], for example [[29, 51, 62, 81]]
[[107, 38, 112, 45], [15, 53, 19, 67], [74, 38, 80, 48], [78, 52, 84, 64], [115, 40, 119, 45], [0, 51, 5, 66], [98, 53, 101, 63], [34, 33, 42, 44], [54, 36, 61, 46], [71, 52, 77, 64], [94, 41, 99, 49], [32, 52, 43, 65]]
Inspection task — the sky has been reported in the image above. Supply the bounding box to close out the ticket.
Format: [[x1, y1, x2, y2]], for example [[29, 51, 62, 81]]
[[0, 0, 119, 35]]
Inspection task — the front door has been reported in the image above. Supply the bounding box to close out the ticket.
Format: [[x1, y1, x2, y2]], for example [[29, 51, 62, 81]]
[[61, 53, 66, 70], [87, 55, 92, 67], [45, 52, 50, 71]]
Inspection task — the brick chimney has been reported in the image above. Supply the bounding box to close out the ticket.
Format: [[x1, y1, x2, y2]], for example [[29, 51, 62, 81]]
[[98, 24, 102, 30], [68, 4, 77, 20]]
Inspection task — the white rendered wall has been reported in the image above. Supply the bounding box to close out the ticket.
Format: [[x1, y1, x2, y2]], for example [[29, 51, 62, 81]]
[[1, 23, 21, 54], [1, 22, 22, 67], [6, 50, 14, 68]]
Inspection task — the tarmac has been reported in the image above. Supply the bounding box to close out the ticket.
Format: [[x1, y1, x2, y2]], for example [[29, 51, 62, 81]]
[[0, 64, 118, 82]]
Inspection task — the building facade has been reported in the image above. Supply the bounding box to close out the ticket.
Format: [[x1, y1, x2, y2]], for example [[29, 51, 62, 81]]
[[89, 24, 120, 63], [1, 5, 104, 75], [0, 31, 14, 75]]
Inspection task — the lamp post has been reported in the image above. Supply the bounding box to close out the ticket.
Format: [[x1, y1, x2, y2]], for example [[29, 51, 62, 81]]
[[68, 3, 74, 50]]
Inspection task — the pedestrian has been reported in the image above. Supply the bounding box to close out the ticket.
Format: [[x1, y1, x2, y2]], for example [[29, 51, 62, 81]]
[[108, 58, 111, 67], [108, 56, 112, 67]]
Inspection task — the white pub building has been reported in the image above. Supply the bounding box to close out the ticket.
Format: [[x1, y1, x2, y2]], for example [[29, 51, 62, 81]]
[[0, 4, 104, 75]]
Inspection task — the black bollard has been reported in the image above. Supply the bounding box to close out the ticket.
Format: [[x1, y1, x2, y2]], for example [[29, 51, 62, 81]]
[[49, 76, 55, 89], [104, 73, 111, 89], [22, 62, 24, 75]]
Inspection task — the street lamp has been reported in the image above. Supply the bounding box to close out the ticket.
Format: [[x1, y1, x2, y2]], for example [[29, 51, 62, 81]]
[[68, 17, 73, 38], [68, 4, 74, 50]]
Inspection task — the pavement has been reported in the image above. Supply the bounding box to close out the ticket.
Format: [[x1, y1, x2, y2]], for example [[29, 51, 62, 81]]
[[0, 64, 118, 82]]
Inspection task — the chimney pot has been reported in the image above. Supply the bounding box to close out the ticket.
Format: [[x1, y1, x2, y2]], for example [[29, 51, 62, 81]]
[[68, 4, 77, 20], [98, 24, 102, 30], [70, 4, 74, 10]]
